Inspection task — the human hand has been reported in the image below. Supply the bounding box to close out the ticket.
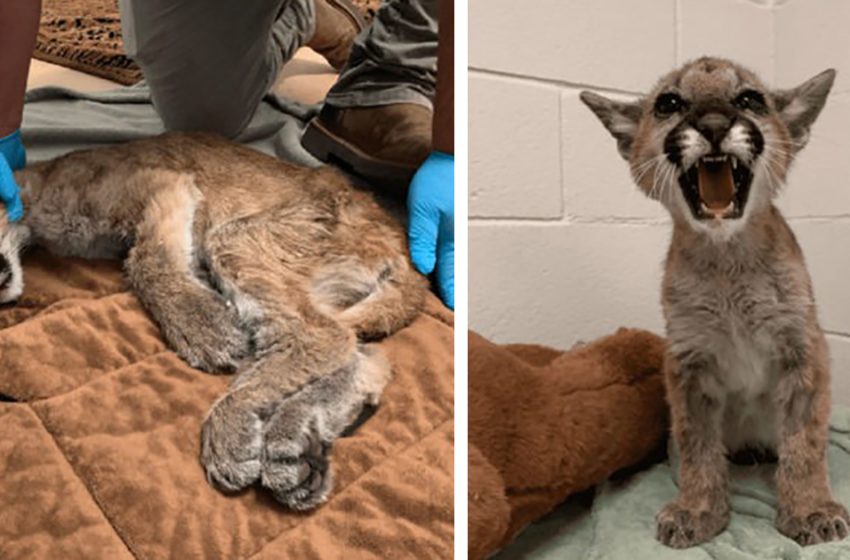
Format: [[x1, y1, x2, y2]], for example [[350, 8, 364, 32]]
[[407, 151, 454, 309], [0, 130, 25, 221]]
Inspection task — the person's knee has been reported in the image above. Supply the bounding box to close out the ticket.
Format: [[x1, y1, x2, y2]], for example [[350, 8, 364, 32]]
[[159, 108, 247, 139], [121, 0, 276, 138], [129, 27, 260, 138], [150, 84, 254, 139]]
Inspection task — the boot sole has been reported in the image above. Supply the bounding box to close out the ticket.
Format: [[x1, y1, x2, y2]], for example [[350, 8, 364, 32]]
[[302, 118, 417, 190]]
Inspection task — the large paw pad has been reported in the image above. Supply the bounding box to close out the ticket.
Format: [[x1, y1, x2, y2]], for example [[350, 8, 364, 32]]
[[778, 502, 850, 546]]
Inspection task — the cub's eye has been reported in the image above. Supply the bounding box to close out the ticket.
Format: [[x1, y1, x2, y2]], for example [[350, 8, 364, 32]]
[[654, 93, 685, 117], [733, 89, 767, 113]]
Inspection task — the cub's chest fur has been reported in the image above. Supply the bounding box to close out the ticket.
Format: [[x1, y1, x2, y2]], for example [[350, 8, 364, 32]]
[[709, 311, 780, 451], [666, 260, 804, 451]]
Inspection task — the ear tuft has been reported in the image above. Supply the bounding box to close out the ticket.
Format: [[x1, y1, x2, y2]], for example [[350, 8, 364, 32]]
[[773, 69, 837, 148], [579, 91, 643, 160]]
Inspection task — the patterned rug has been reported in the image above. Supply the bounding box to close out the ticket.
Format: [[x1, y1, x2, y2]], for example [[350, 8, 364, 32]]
[[34, 0, 140, 86], [34, 0, 382, 86]]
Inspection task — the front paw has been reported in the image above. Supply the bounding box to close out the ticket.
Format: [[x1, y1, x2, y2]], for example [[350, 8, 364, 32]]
[[777, 501, 850, 545], [656, 501, 729, 548]]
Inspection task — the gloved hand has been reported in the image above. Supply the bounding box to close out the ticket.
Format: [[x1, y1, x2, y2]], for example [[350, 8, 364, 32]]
[[407, 151, 454, 309], [0, 130, 25, 222]]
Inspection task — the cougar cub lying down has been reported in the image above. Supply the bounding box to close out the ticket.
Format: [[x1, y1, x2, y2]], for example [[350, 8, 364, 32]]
[[4, 133, 426, 510], [582, 57, 847, 547]]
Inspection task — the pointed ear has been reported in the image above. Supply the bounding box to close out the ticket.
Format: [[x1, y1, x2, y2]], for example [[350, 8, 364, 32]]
[[772, 69, 836, 147], [579, 91, 644, 160]]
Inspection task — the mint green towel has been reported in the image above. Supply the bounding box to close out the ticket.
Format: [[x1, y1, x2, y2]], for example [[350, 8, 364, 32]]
[[497, 406, 850, 559]]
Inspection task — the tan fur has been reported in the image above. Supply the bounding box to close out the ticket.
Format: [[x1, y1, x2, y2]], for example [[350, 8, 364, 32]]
[[581, 58, 847, 547], [4, 132, 427, 508]]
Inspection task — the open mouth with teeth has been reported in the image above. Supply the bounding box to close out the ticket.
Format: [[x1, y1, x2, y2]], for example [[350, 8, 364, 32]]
[[678, 154, 753, 220]]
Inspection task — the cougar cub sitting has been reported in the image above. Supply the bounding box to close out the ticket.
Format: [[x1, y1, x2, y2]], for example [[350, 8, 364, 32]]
[[582, 57, 847, 547], [3, 133, 426, 510]]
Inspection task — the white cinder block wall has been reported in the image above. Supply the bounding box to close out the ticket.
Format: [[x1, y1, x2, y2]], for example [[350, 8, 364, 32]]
[[469, 0, 850, 405]]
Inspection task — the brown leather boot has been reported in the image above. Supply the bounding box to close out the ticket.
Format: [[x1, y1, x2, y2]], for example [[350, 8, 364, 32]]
[[308, 0, 366, 71], [301, 103, 432, 189]]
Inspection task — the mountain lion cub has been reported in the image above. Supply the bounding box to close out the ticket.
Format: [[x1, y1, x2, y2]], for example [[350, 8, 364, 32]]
[[3, 133, 426, 510], [582, 57, 847, 547]]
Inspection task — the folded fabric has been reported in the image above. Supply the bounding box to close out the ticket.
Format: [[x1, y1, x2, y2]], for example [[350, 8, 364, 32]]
[[21, 84, 321, 166]]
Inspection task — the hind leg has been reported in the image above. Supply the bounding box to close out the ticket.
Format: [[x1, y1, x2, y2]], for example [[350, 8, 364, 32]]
[[126, 180, 249, 372], [200, 346, 390, 504], [258, 346, 390, 509], [198, 244, 370, 498]]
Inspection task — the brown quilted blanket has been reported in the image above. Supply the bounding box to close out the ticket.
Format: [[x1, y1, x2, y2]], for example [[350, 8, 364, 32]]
[[0, 249, 454, 559]]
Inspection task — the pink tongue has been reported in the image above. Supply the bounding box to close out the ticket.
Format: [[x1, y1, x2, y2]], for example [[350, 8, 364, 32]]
[[697, 161, 735, 210]]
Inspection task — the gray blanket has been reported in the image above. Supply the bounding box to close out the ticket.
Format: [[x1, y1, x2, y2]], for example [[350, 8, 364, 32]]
[[497, 406, 850, 560], [22, 85, 321, 166], [20, 85, 407, 223]]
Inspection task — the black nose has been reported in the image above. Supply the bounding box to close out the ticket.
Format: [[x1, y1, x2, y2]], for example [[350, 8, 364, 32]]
[[696, 112, 733, 146]]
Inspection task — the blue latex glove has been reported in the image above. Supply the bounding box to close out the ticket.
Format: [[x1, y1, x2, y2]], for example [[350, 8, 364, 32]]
[[0, 130, 25, 222], [407, 151, 454, 309]]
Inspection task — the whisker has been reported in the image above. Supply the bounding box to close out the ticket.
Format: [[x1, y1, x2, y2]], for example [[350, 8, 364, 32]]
[[759, 154, 784, 195], [632, 155, 666, 182], [649, 162, 662, 200], [660, 162, 676, 207], [631, 154, 666, 172], [633, 159, 662, 187], [632, 155, 668, 196], [807, 132, 839, 147]]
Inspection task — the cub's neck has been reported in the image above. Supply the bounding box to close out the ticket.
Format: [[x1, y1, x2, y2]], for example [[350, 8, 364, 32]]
[[667, 204, 796, 270]]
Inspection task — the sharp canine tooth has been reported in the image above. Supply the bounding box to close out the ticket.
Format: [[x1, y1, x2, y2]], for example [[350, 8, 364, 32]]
[[732, 157, 737, 169]]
